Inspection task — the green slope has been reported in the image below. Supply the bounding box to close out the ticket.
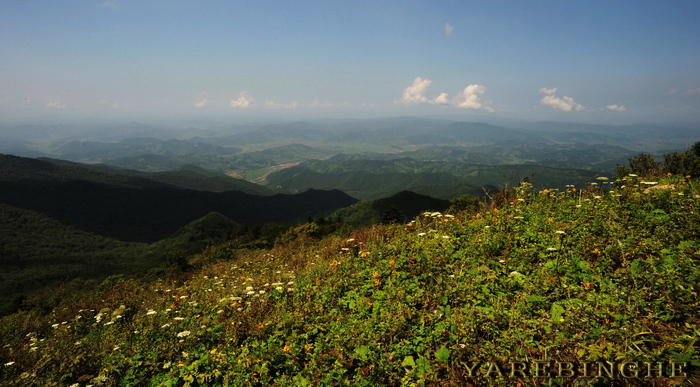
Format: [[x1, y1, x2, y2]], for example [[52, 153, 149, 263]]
[[2, 174, 698, 385]]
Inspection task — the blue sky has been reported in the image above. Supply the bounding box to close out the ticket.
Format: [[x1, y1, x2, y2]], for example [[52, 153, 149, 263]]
[[1, 0, 699, 124]]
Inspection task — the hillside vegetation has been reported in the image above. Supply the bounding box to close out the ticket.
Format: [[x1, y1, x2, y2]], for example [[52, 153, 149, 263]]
[[2, 170, 699, 385]]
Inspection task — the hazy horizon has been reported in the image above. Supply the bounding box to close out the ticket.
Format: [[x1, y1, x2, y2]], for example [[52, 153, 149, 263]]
[[2, 1, 700, 125]]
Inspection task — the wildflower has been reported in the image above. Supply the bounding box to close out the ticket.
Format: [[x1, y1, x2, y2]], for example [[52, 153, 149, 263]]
[[361, 251, 369, 258], [543, 189, 549, 194], [258, 322, 264, 329], [146, 310, 157, 316], [177, 330, 191, 338], [547, 247, 557, 251], [283, 345, 290, 352], [548, 217, 553, 223], [161, 323, 171, 328], [667, 172, 673, 177], [174, 317, 185, 321], [52, 324, 59, 329], [259, 290, 266, 294], [418, 232, 426, 236], [572, 188, 576, 192], [163, 362, 172, 369], [555, 230, 565, 235], [628, 174, 637, 177], [593, 248, 601, 256], [374, 280, 380, 286], [4, 362, 15, 367], [372, 272, 379, 278], [275, 287, 283, 291]]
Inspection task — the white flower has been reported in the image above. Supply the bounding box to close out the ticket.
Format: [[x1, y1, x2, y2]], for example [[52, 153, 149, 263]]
[[51, 324, 59, 329], [163, 361, 172, 369], [418, 232, 426, 236], [276, 287, 283, 291], [246, 291, 255, 295], [174, 317, 185, 321], [555, 230, 565, 235], [146, 310, 157, 316], [287, 281, 294, 285], [161, 323, 171, 328], [547, 247, 557, 251], [177, 330, 191, 338], [4, 362, 15, 367]]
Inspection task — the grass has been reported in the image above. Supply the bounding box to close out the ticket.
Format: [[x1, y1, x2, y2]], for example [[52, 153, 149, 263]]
[[1, 174, 699, 386]]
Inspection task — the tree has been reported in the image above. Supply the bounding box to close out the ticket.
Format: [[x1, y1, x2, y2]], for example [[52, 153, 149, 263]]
[[381, 205, 405, 224]]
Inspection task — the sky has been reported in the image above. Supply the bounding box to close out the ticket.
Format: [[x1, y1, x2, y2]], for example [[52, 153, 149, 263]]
[[1, 0, 699, 125]]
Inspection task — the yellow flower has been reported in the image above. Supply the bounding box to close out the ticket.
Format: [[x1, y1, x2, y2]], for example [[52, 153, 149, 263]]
[[572, 188, 576, 192], [667, 172, 673, 177], [333, 259, 339, 266], [361, 251, 369, 258], [543, 189, 549, 194], [372, 271, 379, 278], [593, 248, 601, 256], [258, 322, 264, 329], [548, 217, 553, 224], [374, 280, 380, 286], [389, 260, 395, 266], [283, 345, 290, 353]]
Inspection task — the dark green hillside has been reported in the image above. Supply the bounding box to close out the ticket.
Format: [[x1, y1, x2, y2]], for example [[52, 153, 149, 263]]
[[0, 154, 356, 241], [0, 203, 154, 317], [0, 154, 274, 195], [0, 180, 356, 242], [149, 212, 239, 256], [335, 190, 452, 226]]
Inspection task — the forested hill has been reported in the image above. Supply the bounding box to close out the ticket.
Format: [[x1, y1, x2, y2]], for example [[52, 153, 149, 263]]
[[0, 154, 357, 242]]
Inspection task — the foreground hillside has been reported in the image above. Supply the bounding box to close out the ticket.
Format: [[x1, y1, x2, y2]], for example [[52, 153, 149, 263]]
[[1, 174, 699, 386]]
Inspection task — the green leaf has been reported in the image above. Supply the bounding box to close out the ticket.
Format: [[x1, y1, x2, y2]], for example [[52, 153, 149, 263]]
[[435, 346, 451, 363], [401, 356, 416, 368], [630, 259, 643, 275], [551, 303, 565, 322]]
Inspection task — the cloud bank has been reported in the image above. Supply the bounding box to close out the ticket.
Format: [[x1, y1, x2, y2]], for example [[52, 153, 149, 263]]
[[539, 88, 585, 111], [397, 77, 493, 111]]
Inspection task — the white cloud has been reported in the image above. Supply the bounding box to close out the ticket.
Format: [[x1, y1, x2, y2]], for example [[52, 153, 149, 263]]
[[539, 88, 585, 112], [230, 91, 254, 108], [398, 77, 432, 105], [445, 23, 454, 37], [46, 101, 66, 109], [454, 85, 494, 111], [686, 88, 700, 96], [606, 104, 626, 112], [432, 92, 450, 106], [663, 89, 679, 96], [194, 98, 208, 108]]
